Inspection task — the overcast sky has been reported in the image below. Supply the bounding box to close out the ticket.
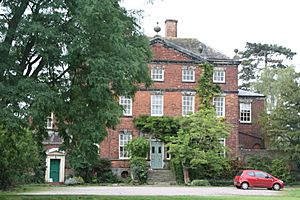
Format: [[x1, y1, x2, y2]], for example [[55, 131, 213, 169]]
[[122, 0, 300, 68]]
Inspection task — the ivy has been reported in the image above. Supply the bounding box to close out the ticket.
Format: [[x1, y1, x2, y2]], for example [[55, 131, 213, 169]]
[[196, 62, 221, 109], [133, 116, 180, 141]]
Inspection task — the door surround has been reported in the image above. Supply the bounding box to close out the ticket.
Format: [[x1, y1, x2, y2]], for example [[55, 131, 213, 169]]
[[45, 148, 65, 183]]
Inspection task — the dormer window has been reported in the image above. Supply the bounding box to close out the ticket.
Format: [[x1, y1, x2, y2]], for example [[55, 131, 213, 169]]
[[151, 66, 164, 81], [182, 66, 195, 82], [213, 69, 225, 83]]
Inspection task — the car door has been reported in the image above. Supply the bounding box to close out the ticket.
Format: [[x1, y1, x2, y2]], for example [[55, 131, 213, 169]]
[[254, 171, 273, 188]]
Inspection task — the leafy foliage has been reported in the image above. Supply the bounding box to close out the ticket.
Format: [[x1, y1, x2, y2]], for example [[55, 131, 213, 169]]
[[0, 126, 40, 190], [0, 0, 152, 183], [133, 116, 180, 141], [239, 42, 296, 90], [196, 62, 221, 108], [126, 137, 149, 158], [129, 157, 149, 184], [168, 108, 230, 183], [261, 68, 300, 166], [245, 157, 292, 183]]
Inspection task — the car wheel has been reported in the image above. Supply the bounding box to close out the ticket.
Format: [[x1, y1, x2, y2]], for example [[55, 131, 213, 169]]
[[241, 182, 249, 190], [273, 183, 281, 191]]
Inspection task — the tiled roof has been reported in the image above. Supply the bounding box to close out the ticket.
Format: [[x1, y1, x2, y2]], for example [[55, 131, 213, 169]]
[[238, 89, 265, 97], [164, 37, 230, 59]]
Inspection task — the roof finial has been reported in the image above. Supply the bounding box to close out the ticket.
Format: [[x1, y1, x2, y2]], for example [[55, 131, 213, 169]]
[[154, 22, 161, 37], [233, 48, 240, 60]]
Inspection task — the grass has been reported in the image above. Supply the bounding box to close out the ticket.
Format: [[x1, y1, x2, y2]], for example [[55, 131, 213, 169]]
[[1, 186, 300, 200]]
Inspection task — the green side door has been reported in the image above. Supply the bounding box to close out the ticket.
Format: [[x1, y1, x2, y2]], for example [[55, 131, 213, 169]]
[[50, 159, 60, 182]]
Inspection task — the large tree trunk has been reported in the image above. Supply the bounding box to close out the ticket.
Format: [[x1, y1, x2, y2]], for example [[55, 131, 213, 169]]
[[183, 166, 190, 184]]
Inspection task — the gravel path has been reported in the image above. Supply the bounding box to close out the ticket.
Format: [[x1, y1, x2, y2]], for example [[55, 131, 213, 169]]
[[22, 186, 282, 196]]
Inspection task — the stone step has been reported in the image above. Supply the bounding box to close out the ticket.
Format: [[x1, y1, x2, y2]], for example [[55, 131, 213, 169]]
[[148, 169, 176, 184]]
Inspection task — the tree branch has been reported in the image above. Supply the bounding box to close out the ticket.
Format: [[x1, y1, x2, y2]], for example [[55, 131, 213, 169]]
[[30, 58, 45, 78]]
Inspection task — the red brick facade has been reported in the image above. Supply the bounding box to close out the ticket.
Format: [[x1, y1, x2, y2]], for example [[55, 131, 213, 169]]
[[99, 20, 265, 175]]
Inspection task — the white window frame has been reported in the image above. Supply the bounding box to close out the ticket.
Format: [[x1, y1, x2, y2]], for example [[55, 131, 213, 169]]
[[151, 67, 164, 81], [119, 130, 132, 159], [151, 95, 164, 116], [213, 96, 225, 117], [46, 112, 54, 129], [182, 67, 195, 82], [213, 70, 225, 83], [240, 102, 251, 123], [218, 138, 226, 157], [119, 96, 132, 116], [182, 95, 195, 116]]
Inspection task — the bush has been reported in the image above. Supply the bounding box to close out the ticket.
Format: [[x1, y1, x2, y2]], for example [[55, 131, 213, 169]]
[[270, 159, 292, 183], [93, 158, 120, 183], [246, 156, 271, 172], [126, 137, 149, 158], [170, 159, 184, 184], [208, 179, 233, 186], [64, 176, 84, 185], [0, 126, 41, 190], [191, 179, 210, 186], [130, 157, 148, 184]]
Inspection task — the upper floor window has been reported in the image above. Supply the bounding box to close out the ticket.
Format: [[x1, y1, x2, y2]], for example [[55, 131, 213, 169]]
[[151, 95, 163, 116], [151, 66, 164, 81], [240, 103, 251, 123], [213, 97, 225, 117], [119, 130, 132, 159], [213, 70, 225, 83], [182, 66, 195, 82], [46, 112, 54, 129], [119, 96, 132, 116], [182, 95, 195, 116]]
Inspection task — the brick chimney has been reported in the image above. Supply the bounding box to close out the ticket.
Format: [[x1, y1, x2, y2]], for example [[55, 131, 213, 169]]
[[165, 19, 178, 37]]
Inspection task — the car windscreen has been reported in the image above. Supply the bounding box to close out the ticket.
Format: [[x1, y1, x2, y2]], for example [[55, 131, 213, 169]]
[[236, 171, 243, 176]]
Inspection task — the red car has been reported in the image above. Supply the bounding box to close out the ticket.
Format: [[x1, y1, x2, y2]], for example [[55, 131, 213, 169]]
[[234, 170, 284, 190]]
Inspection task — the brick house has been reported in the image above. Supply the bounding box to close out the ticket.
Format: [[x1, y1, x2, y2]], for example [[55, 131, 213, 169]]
[[43, 19, 265, 183], [99, 19, 265, 177]]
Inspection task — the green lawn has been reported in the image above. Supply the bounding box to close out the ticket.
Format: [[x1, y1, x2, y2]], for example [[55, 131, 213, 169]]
[[1, 186, 300, 200]]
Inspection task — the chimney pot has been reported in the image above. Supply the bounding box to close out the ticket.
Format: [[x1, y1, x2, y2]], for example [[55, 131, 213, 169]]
[[165, 19, 178, 37]]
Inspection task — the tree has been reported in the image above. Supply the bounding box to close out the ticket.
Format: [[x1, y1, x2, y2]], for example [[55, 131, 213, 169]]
[[0, 126, 41, 189], [0, 0, 152, 182], [168, 62, 229, 184], [168, 108, 230, 184], [239, 42, 296, 90], [262, 67, 300, 167], [253, 66, 297, 111]]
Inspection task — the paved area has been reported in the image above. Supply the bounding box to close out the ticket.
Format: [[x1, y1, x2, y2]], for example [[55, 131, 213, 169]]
[[22, 186, 282, 196]]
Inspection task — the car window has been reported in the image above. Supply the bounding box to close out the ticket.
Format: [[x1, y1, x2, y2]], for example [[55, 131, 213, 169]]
[[247, 171, 255, 177], [236, 171, 243, 176], [255, 171, 267, 178]]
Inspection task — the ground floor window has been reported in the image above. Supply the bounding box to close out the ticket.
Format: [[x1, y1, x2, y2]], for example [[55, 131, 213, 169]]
[[119, 130, 132, 159]]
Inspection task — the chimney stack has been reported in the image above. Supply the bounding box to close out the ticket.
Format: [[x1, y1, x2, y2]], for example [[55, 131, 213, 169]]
[[165, 19, 178, 37]]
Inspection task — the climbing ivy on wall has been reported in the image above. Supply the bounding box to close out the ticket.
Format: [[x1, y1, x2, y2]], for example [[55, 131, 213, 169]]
[[133, 116, 180, 141], [196, 62, 221, 109]]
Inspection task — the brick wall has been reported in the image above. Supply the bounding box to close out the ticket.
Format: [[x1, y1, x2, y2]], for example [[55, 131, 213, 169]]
[[100, 42, 242, 168], [239, 98, 265, 149]]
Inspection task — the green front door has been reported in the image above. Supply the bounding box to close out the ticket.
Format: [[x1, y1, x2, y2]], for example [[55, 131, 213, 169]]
[[50, 159, 60, 182], [150, 140, 163, 169]]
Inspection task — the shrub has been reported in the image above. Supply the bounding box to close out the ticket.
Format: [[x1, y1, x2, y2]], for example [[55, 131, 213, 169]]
[[191, 179, 210, 186], [170, 159, 184, 184], [208, 179, 233, 186], [270, 159, 292, 183], [0, 127, 41, 190], [93, 158, 120, 183], [126, 137, 149, 158], [64, 176, 84, 185], [246, 156, 271, 172], [130, 157, 148, 184]]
